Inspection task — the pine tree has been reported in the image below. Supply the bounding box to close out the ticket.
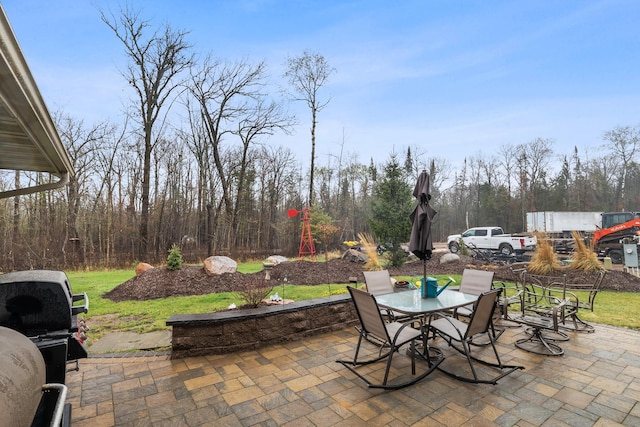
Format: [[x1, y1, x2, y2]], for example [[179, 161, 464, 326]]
[[166, 244, 183, 271], [369, 153, 413, 266]]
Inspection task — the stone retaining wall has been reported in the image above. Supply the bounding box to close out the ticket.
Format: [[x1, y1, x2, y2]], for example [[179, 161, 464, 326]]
[[166, 294, 357, 359]]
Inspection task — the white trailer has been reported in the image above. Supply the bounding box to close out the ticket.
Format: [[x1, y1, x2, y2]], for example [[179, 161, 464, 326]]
[[526, 211, 603, 236]]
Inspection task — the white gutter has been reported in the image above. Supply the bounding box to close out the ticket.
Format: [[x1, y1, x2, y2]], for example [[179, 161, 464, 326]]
[[0, 5, 74, 199]]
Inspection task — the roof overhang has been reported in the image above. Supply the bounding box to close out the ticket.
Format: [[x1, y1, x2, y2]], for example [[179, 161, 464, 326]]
[[0, 5, 73, 199]]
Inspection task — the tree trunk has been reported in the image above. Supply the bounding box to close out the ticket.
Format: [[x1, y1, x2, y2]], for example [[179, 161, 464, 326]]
[[309, 107, 316, 205], [139, 136, 152, 260]]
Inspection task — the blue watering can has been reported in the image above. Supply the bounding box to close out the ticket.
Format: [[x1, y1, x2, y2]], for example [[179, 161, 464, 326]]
[[421, 276, 456, 298]]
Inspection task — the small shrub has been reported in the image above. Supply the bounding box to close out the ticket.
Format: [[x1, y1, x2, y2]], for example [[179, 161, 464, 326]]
[[388, 247, 406, 267], [235, 277, 273, 308], [322, 287, 348, 297], [458, 238, 470, 256], [166, 244, 183, 271]]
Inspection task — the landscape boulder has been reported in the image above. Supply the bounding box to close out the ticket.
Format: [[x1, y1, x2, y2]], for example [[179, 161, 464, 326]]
[[439, 253, 460, 264], [342, 248, 367, 263], [135, 262, 154, 276], [203, 256, 238, 276], [266, 255, 289, 265]]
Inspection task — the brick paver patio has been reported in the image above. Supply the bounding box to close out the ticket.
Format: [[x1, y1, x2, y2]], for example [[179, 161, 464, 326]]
[[67, 323, 640, 426]]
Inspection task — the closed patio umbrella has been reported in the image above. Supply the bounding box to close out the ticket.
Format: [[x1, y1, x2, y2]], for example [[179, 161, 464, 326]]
[[409, 170, 437, 280]]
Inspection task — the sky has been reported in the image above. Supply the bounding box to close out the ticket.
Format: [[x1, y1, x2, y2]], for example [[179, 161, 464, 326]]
[[2, 0, 640, 175]]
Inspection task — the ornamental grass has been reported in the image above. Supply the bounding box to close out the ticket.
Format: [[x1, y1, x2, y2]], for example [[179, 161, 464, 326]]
[[568, 231, 604, 271], [527, 233, 563, 275]]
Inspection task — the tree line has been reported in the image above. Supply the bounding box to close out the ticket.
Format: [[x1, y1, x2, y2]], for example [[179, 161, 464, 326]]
[[0, 6, 638, 271]]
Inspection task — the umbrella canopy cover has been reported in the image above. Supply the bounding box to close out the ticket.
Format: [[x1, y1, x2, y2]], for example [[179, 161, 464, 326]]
[[409, 171, 437, 260]]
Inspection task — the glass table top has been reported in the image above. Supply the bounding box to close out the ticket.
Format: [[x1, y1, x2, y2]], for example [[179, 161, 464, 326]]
[[375, 289, 478, 315]]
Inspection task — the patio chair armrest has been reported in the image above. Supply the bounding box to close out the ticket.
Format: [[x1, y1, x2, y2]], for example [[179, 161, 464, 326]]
[[562, 289, 579, 307], [388, 319, 425, 345], [537, 282, 569, 305], [554, 297, 575, 329], [427, 311, 466, 341], [493, 281, 523, 314]]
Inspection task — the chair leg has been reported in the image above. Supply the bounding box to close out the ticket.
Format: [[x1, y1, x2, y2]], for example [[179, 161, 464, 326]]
[[470, 319, 505, 346], [461, 339, 480, 381], [382, 343, 395, 386], [560, 312, 595, 333], [433, 332, 524, 384], [348, 332, 392, 366], [337, 332, 443, 390], [497, 298, 525, 327], [352, 334, 364, 363]]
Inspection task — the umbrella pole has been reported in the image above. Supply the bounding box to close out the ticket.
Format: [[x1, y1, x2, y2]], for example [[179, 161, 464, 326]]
[[423, 258, 427, 283]]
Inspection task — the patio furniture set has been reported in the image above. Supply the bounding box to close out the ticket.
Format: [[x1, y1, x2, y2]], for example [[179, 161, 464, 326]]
[[502, 267, 606, 356], [337, 267, 604, 390]]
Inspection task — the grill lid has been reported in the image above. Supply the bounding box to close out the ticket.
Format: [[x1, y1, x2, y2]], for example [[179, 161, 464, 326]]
[[0, 270, 74, 332]]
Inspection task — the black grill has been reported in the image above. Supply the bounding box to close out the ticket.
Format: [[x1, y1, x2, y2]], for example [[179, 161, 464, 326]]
[[0, 271, 74, 332], [0, 270, 89, 426]]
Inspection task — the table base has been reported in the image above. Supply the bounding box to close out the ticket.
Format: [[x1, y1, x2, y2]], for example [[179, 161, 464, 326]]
[[516, 327, 564, 356], [407, 343, 444, 365]]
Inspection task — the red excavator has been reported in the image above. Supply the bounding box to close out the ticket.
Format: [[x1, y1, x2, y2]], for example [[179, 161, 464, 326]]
[[592, 212, 640, 264]]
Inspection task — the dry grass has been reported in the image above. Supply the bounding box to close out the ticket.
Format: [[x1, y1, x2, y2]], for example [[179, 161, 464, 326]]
[[325, 250, 343, 261], [358, 232, 382, 271], [528, 233, 563, 274], [568, 231, 603, 271]]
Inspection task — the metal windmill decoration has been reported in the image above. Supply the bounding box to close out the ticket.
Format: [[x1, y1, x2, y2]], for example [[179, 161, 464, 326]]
[[288, 206, 316, 262]]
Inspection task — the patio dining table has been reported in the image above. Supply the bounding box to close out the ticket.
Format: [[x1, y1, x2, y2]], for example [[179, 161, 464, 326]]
[[375, 288, 479, 317], [375, 288, 479, 362]]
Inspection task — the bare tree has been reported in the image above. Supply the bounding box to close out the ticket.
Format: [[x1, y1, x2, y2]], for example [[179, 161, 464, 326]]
[[496, 144, 517, 195], [101, 6, 193, 259], [55, 112, 113, 266], [587, 153, 623, 210], [603, 125, 640, 210], [91, 123, 127, 266], [283, 50, 335, 205], [232, 99, 295, 247], [186, 57, 277, 254], [255, 146, 299, 250], [179, 102, 212, 247], [515, 137, 554, 213]]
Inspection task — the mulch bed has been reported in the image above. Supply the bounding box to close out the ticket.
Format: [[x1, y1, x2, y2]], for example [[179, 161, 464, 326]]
[[104, 252, 640, 302]]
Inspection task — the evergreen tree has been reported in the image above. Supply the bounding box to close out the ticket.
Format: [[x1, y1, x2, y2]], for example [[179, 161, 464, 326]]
[[369, 157, 377, 182], [369, 154, 413, 266], [404, 147, 413, 174], [167, 244, 183, 271]]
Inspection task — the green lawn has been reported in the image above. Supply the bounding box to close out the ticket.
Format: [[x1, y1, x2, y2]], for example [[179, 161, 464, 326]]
[[67, 269, 640, 347], [67, 268, 350, 345]]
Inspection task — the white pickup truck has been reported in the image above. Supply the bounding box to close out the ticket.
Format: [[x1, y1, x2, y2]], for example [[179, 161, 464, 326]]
[[447, 226, 537, 254]]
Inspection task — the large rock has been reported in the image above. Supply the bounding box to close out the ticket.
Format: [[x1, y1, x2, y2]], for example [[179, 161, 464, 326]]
[[135, 262, 154, 276], [342, 249, 367, 263], [203, 256, 238, 276], [266, 255, 289, 265], [439, 253, 460, 264]]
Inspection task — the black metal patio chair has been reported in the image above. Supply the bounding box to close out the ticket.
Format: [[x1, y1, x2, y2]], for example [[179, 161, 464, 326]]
[[336, 286, 440, 390], [427, 289, 524, 384], [452, 269, 507, 345]]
